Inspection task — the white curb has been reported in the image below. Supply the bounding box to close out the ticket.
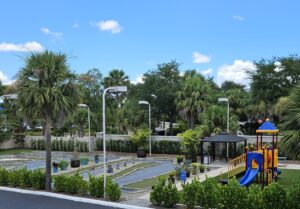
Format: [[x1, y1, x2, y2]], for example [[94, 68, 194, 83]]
[[0, 186, 152, 209]]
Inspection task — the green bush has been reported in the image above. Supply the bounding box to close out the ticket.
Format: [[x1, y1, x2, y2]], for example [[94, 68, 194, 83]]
[[106, 178, 121, 201], [18, 168, 32, 188], [0, 167, 9, 186], [54, 173, 87, 195], [287, 180, 300, 209], [30, 169, 46, 190], [162, 181, 179, 208], [199, 178, 220, 209], [8, 169, 22, 187], [150, 176, 167, 206], [246, 185, 264, 209], [263, 182, 287, 209], [53, 175, 68, 193], [218, 179, 247, 209], [88, 174, 104, 198], [182, 179, 202, 209], [58, 160, 69, 170]]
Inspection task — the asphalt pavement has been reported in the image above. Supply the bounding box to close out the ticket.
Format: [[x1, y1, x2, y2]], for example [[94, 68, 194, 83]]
[[0, 190, 140, 209]]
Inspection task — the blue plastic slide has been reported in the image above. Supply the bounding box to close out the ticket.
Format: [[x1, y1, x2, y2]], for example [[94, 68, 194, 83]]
[[239, 167, 259, 186]]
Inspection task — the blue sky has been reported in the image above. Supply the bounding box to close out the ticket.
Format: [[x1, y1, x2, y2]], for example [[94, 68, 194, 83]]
[[0, 0, 299, 86]]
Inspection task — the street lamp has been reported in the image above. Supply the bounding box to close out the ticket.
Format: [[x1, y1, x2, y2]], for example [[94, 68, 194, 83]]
[[218, 97, 229, 160], [78, 104, 91, 152], [103, 86, 127, 198], [139, 100, 152, 156]]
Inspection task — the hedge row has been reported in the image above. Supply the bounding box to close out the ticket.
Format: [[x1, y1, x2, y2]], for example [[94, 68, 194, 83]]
[[0, 167, 121, 201], [31, 139, 88, 152], [53, 173, 121, 201], [0, 167, 45, 189], [96, 139, 181, 154], [151, 177, 300, 209]]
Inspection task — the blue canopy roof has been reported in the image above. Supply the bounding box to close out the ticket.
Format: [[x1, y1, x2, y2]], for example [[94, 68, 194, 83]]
[[256, 120, 279, 133]]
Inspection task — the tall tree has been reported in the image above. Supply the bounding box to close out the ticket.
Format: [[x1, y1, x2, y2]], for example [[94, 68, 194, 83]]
[[279, 83, 300, 160], [141, 61, 181, 135], [17, 51, 80, 190], [176, 71, 211, 129]]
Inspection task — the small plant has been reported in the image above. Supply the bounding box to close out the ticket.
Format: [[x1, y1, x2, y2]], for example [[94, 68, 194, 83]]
[[80, 157, 89, 165], [58, 160, 69, 170], [174, 166, 183, 180], [162, 181, 179, 208], [0, 167, 9, 186], [94, 154, 99, 163], [183, 164, 191, 177], [199, 164, 206, 173], [30, 169, 46, 190], [88, 174, 104, 198], [191, 163, 198, 175], [106, 178, 121, 201], [176, 155, 183, 164], [150, 176, 167, 206], [182, 179, 202, 209]]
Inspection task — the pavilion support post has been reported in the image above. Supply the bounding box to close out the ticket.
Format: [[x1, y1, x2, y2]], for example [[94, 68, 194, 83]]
[[212, 142, 215, 161], [233, 142, 237, 158], [200, 141, 204, 164]]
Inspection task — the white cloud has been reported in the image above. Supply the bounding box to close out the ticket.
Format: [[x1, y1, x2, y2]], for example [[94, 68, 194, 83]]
[[200, 68, 213, 76], [274, 61, 284, 72], [72, 23, 79, 28], [0, 70, 15, 85], [131, 74, 144, 84], [41, 27, 63, 40], [233, 15, 245, 21], [96, 20, 123, 33], [192, 51, 211, 64], [216, 60, 257, 86], [0, 41, 44, 52]]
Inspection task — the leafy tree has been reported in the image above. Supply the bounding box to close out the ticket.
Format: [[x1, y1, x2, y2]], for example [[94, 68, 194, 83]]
[[280, 83, 300, 160], [17, 51, 80, 190], [176, 71, 212, 129], [141, 61, 181, 135], [221, 81, 245, 92], [73, 108, 88, 137]]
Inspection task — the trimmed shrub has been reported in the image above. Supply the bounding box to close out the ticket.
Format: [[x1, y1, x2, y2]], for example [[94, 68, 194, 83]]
[[246, 185, 264, 209], [218, 178, 247, 209], [162, 181, 179, 208], [263, 182, 287, 209], [182, 178, 202, 209], [0, 167, 9, 186], [18, 168, 32, 188], [106, 178, 121, 201], [53, 175, 68, 193], [8, 169, 22, 187], [88, 174, 104, 198], [287, 180, 300, 209], [150, 176, 167, 206], [199, 178, 220, 209], [30, 169, 46, 190]]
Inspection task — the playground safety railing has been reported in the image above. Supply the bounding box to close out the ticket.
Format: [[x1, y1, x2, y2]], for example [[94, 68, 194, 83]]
[[228, 154, 246, 178]]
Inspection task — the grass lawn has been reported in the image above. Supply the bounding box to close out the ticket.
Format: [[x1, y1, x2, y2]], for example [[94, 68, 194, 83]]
[[110, 161, 158, 180], [277, 169, 300, 188], [123, 172, 172, 189], [211, 168, 300, 189], [0, 149, 32, 155]]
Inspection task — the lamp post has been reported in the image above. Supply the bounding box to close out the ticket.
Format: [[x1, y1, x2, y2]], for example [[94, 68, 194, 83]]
[[218, 97, 229, 160], [139, 100, 152, 156], [103, 86, 127, 198], [78, 104, 91, 152]]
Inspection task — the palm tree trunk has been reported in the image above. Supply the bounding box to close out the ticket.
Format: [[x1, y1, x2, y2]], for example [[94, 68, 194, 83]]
[[79, 123, 84, 137], [190, 114, 195, 129], [45, 111, 52, 191]]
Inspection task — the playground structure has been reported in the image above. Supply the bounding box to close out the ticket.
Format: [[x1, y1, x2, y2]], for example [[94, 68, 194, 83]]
[[228, 119, 280, 187]]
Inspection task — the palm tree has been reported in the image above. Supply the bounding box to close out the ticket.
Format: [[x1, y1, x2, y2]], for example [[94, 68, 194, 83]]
[[103, 69, 130, 88], [279, 84, 300, 160], [176, 72, 211, 129], [17, 51, 80, 190]]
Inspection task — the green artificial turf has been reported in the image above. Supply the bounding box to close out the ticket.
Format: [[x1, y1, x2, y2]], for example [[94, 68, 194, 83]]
[[0, 149, 32, 155]]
